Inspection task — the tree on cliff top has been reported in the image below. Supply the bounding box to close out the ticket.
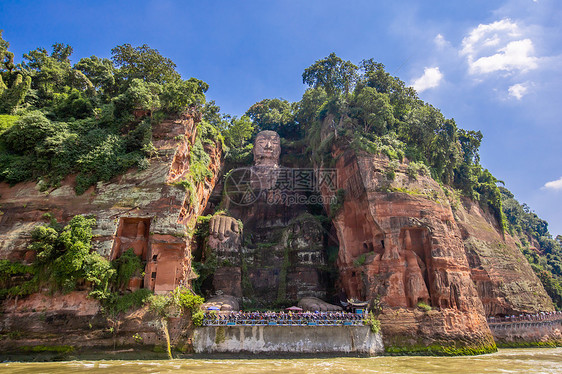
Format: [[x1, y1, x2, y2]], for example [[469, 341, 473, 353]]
[[302, 52, 358, 97], [299, 52, 505, 229], [246, 98, 300, 138], [111, 43, 181, 85], [0, 30, 15, 73], [0, 34, 217, 193]]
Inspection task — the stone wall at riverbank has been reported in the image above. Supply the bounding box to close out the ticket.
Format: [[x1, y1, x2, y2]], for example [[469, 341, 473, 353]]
[[489, 317, 562, 347], [193, 325, 383, 356]]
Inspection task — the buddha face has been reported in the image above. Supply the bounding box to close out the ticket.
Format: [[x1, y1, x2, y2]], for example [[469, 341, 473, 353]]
[[253, 130, 281, 166]]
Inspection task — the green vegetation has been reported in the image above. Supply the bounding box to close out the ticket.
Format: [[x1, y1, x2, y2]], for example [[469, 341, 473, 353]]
[[243, 53, 505, 229], [0, 214, 149, 315], [103, 289, 152, 316], [385, 341, 497, 356], [276, 246, 290, 303], [191, 213, 221, 296], [173, 120, 221, 210], [0, 214, 105, 297], [246, 98, 300, 139], [0, 33, 214, 194], [215, 326, 226, 344], [406, 161, 430, 180], [112, 249, 143, 288], [329, 189, 345, 218], [148, 286, 204, 324], [22, 345, 74, 354], [417, 301, 432, 311], [496, 340, 562, 348], [353, 253, 368, 267], [363, 311, 381, 333], [500, 187, 562, 310]]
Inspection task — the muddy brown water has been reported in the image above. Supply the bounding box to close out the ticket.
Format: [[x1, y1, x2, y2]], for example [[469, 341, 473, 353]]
[[1, 348, 561, 373]]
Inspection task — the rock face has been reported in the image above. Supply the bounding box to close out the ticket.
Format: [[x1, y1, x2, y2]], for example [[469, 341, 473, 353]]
[[328, 149, 482, 311], [206, 199, 333, 305], [322, 144, 493, 349], [0, 112, 222, 294], [0, 111, 556, 355], [0, 291, 192, 358], [454, 197, 554, 316], [298, 297, 342, 311]]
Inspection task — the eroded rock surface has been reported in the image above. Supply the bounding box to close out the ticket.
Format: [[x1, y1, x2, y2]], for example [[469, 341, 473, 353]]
[[454, 197, 554, 316], [0, 112, 222, 294], [321, 141, 494, 349]]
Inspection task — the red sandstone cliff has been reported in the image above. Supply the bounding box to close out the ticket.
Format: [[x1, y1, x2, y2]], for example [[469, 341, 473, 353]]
[[453, 197, 554, 316], [0, 110, 555, 355], [312, 116, 555, 351], [0, 112, 223, 356], [323, 144, 495, 351], [0, 112, 221, 293]]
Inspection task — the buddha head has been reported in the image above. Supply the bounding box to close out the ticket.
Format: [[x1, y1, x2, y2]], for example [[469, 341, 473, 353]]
[[253, 130, 281, 167]]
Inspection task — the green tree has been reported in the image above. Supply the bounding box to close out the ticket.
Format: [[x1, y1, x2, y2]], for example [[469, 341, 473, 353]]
[[0, 114, 18, 134], [302, 52, 358, 96], [458, 129, 483, 165], [202, 100, 230, 133], [20, 44, 92, 105], [398, 104, 444, 161], [1, 111, 58, 154], [0, 30, 15, 72], [224, 115, 255, 148], [359, 59, 419, 120], [295, 87, 328, 125], [112, 78, 162, 118], [0, 73, 31, 114], [246, 98, 299, 137], [351, 86, 395, 135], [161, 78, 208, 113], [51, 43, 73, 63], [111, 44, 181, 85], [428, 119, 461, 184], [75, 56, 116, 97], [52, 88, 94, 120]]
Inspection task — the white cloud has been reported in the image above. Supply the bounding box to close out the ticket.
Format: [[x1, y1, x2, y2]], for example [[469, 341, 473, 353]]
[[508, 83, 528, 99], [482, 35, 501, 48], [434, 34, 448, 49], [460, 18, 538, 75], [461, 19, 520, 56], [543, 177, 562, 190], [411, 67, 443, 92], [470, 39, 538, 74]]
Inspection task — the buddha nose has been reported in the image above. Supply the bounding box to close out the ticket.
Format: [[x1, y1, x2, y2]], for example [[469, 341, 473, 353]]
[[265, 140, 272, 148]]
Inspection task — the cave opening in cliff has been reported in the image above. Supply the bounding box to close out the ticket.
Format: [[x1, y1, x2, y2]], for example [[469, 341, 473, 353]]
[[111, 217, 152, 291], [111, 217, 151, 261], [400, 227, 433, 307]]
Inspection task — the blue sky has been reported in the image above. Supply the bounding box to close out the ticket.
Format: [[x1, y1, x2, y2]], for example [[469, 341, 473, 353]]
[[1, 0, 561, 236]]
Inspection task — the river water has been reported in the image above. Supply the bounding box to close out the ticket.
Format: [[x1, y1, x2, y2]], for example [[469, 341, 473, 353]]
[[1, 348, 561, 373]]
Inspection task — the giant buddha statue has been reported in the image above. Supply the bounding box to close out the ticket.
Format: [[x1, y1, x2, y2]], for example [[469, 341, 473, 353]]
[[201, 130, 335, 311]]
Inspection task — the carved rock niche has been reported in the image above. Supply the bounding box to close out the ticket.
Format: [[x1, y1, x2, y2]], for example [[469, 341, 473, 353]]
[[399, 227, 432, 308], [111, 217, 151, 291], [111, 217, 151, 261]]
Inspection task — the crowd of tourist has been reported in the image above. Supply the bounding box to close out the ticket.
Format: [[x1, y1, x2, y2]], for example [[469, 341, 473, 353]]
[[487, 311, 562, 324], [202, 310, 365, 326]]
